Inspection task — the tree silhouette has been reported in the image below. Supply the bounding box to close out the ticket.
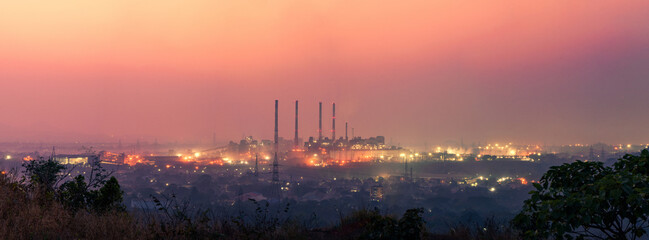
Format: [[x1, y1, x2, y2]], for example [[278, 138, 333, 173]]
[[513, 150, 649, 239]]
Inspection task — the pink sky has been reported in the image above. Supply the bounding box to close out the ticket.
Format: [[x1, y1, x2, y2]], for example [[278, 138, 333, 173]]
[[1, 1, 649, 147]]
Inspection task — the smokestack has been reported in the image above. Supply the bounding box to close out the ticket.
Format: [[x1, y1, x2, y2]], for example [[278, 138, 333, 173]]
[[272, 100, 280, 186], [332, 103, 336, 141], [294, 100, 299, 148], [345, 122, 348, 141], [274, 100, 278, 153], [318, 102, 322, 141]]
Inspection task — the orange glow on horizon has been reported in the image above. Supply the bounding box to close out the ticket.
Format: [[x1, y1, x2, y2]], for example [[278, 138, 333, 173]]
[[1, 1, 648, 145]]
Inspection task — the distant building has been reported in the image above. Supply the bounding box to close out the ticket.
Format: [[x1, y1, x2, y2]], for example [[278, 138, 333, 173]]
[[54, 154, 96, 165]]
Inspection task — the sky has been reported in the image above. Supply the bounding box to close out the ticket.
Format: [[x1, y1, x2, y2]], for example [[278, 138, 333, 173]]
[[1, 0, 649, 148]]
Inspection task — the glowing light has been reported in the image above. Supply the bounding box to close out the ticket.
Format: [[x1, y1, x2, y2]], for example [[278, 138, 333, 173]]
[[489, 187, 496, 192], [518, 178, 528, 185], [5, 155, 11, 160], [400, 153, 406, 157], [194, 152, 200, 157]]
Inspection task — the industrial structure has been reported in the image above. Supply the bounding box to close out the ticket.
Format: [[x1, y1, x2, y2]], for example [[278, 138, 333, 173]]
[[271, 100, 280, 199]]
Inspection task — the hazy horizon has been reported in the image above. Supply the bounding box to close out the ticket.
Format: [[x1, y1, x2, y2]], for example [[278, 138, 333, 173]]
[[2, 1, 649, 146]]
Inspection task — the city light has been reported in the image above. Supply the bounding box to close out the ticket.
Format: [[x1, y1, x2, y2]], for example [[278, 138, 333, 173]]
[[518, 178, 528, 185]]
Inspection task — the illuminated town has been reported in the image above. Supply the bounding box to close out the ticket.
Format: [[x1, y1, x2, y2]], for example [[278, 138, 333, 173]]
[[3, 1, 649, 238], [1, 100, 647, 232]]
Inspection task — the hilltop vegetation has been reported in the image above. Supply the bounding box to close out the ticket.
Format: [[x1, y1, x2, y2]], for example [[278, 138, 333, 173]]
[[0, 156, 516, 239], [4, 150, 649, 239]]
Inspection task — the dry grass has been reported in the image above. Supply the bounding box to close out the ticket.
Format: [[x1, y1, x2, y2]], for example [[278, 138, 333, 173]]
[[0, 174, 139, 239]]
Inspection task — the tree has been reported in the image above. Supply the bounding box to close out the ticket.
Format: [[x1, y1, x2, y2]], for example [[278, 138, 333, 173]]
[[59, 175, 125, 213], [398, 208, 426, 240], [92, 176, 125, 212], [58, 175, 90, 211], [22, 157, 66, 192], [513, 150, 649, 240], [22, 156, 124, 213]]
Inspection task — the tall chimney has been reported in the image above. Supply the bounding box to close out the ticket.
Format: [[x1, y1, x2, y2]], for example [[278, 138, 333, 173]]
[[274, 100, 278, 153], [294, 100, 299, 148], [318, 102, 322, 141], [272, 100, 279, 186], [345, 122, 348, 141], [332, 103, 336, 141]]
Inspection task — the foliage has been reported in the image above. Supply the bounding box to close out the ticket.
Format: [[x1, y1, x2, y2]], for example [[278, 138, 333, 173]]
[[337, 207, 426, 240], [58, 175, 90, 211], [93, 176, 126, 212], [59, 175, 125, 213], [20, 155, 125, 213], [513, 149, 649, 239], [0, 171, 137, 239], [440, 216, 517, 240], [399, 208, 426, 239], [22, 156, 66, 192]]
